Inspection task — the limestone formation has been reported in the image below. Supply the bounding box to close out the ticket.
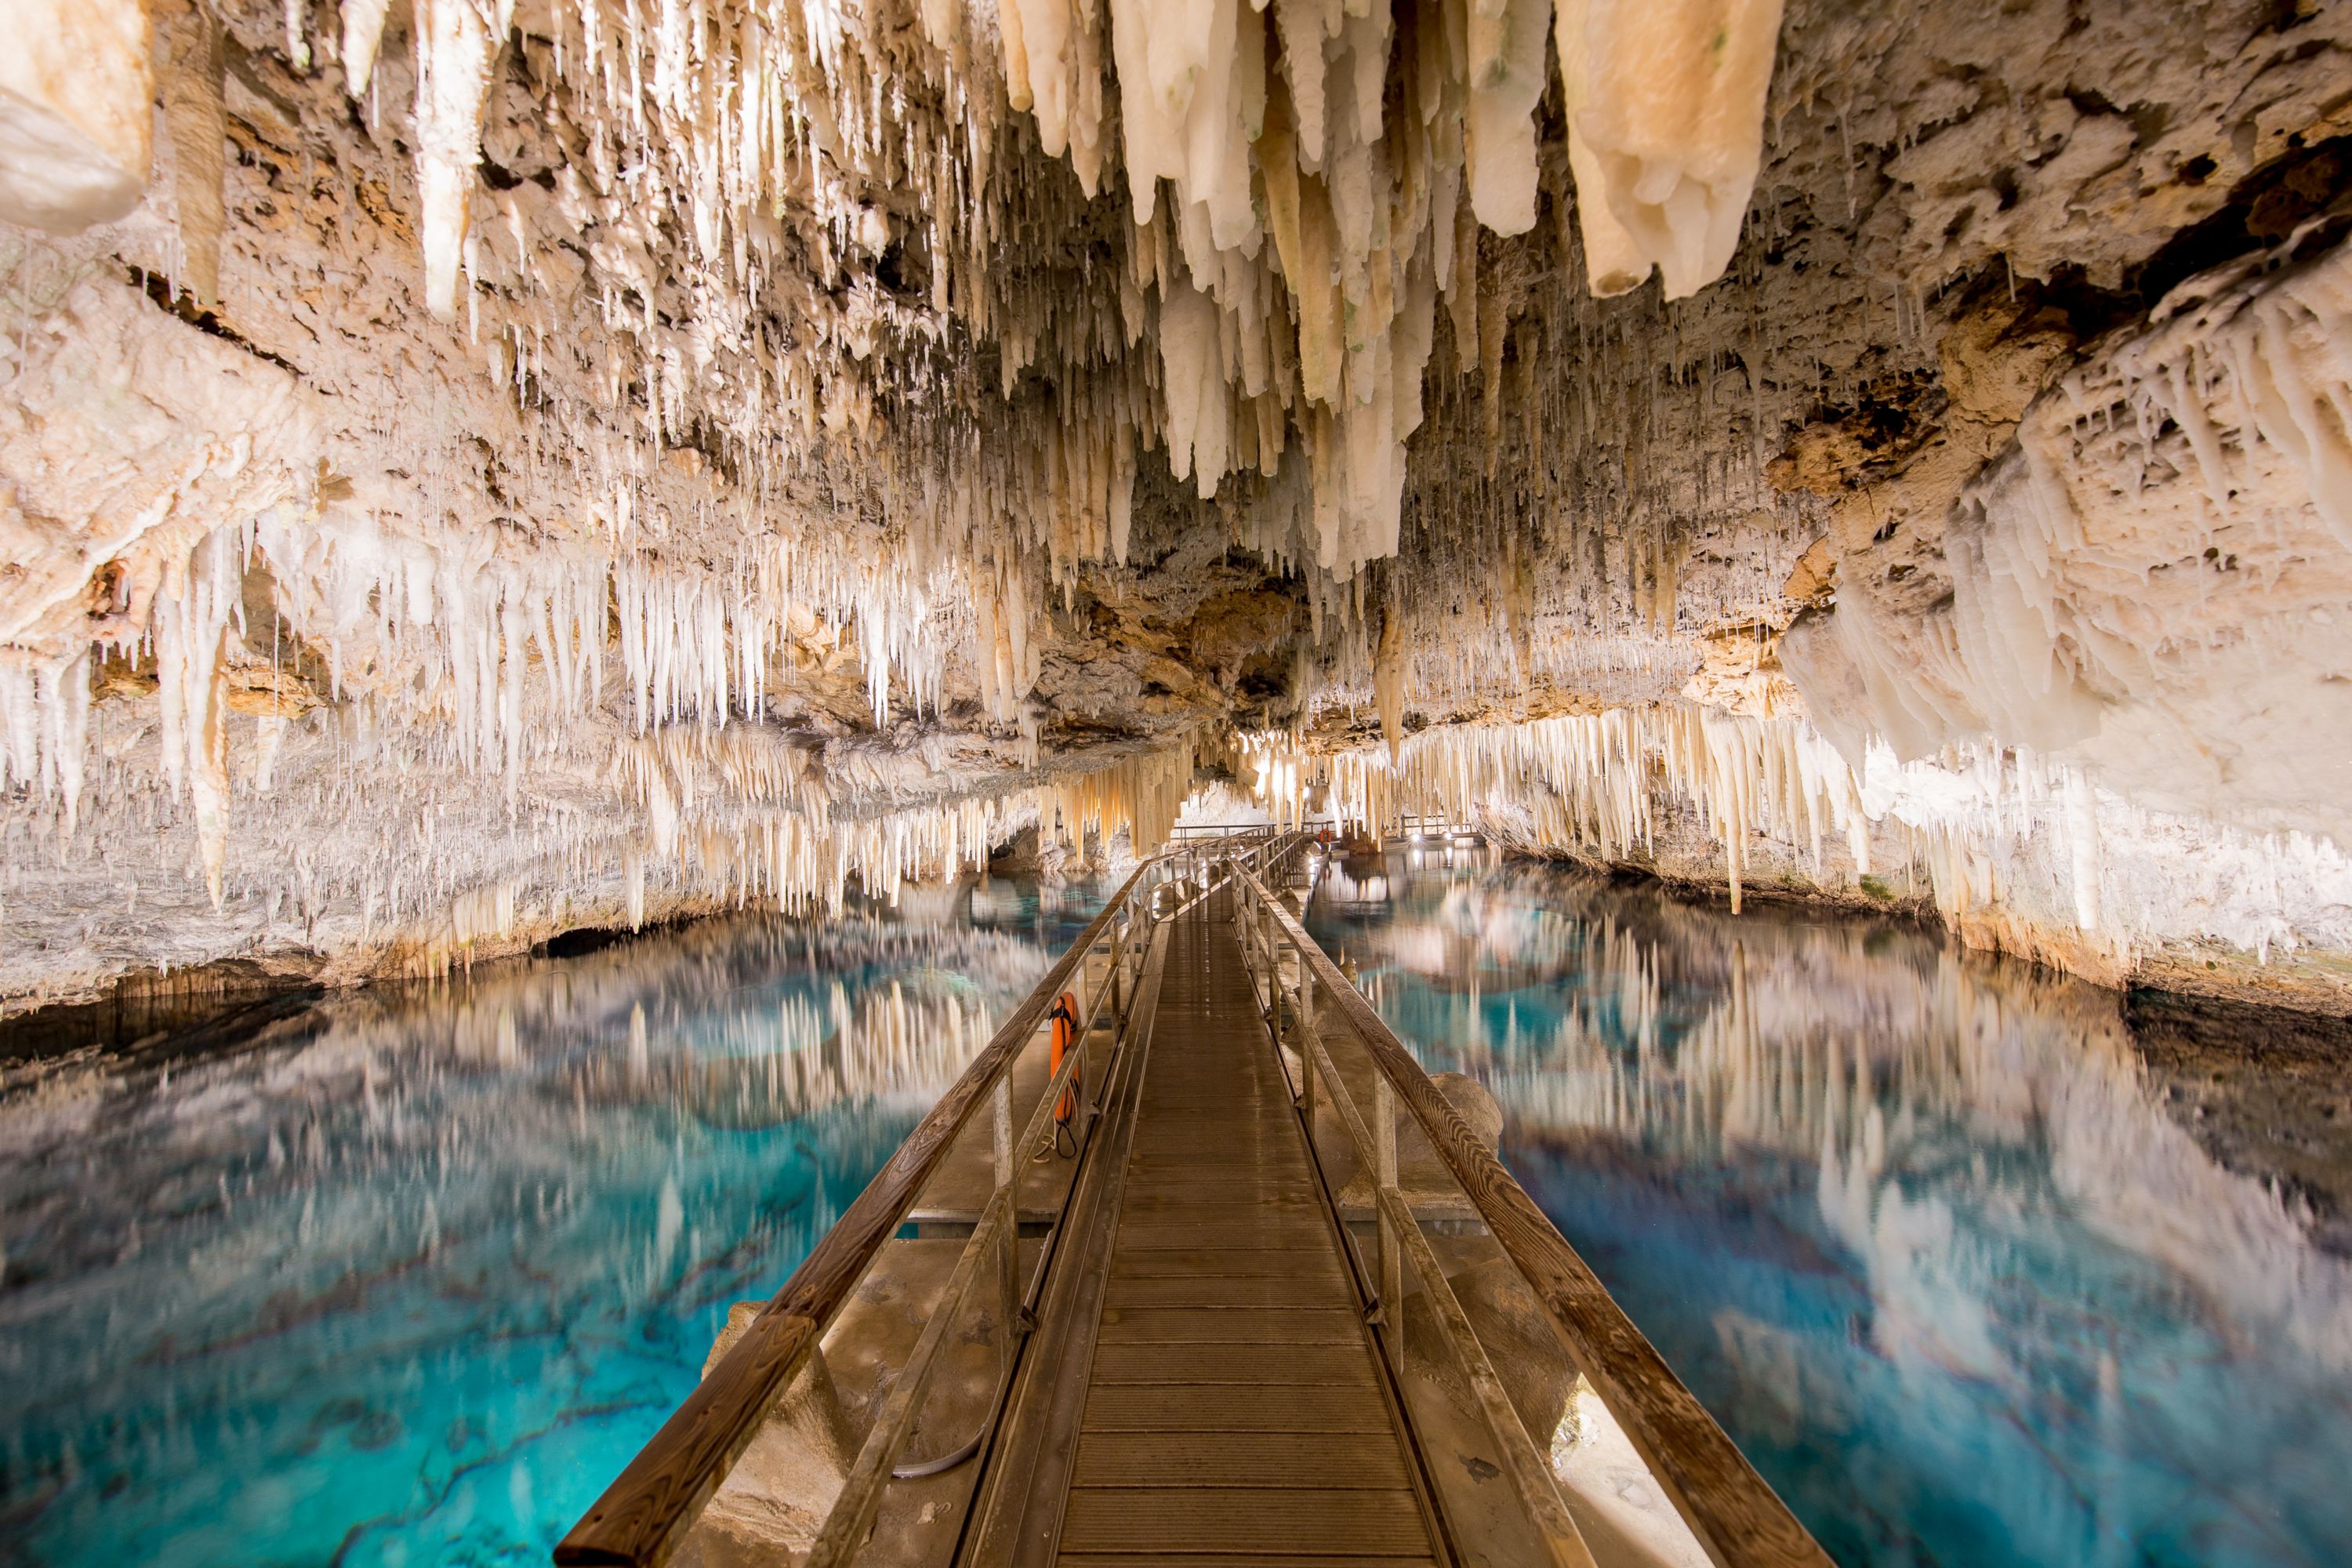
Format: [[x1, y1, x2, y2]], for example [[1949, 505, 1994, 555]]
[[0, 0, 2348, 1010]]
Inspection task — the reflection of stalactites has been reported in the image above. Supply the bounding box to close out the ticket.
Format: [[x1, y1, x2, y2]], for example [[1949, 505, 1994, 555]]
[[666, 978, 1000, 1129]]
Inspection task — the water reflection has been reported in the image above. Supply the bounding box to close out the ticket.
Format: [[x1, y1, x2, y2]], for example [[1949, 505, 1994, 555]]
[[1308, 854, 2352, 1568], [0, 876, 1103, 1567]]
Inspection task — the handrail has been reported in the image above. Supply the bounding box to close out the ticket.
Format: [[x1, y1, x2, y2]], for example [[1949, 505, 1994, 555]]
[[1231, 864, 1833, 1568], [556, 858, 1164, 1567], [1288, 996, 1599, 1568], [800, 899, 1145, 1568], [556, 831, 1294, 1567]]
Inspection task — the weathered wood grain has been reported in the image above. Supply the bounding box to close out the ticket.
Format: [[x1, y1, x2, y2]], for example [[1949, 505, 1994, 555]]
[[1079, 1382, 1393, 1432], [1058, 1487, 1432, 1555], [1087, 1340, 1374, 1386], [1069, 1429, 1413, 1490]]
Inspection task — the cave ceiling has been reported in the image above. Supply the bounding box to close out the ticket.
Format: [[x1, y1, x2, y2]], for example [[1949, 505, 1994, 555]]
[[3, 0, 2351, 1006]]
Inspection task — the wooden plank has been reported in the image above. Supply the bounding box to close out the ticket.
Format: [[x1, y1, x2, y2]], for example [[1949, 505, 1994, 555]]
[[1126, 1142, 1307, 1159], [1127, 1158, 1312, 1178], [1116, 1170, 1318, 1192], [1116, 1189, 1314, 1207], [1059, 1556, 1432, 1567], [1129, 1128, 1298, 1142], [1069, 1431, 1412, 1491], [1112, 1222, 1331, 1252], [1058, 1488, 1432, 1555], [1127, 1130, 1301, 1147], [1080, 1383, 1391, 1433], [1088, 1341, 1376, 1388], [1244, 869, 1835, 1568], [1116, 1198, 1326, 1225], [1138, 1090, 1287, 1103], [1094, 1305, 1363, 1344], [1103, 1272, 1347, 1311], [1110, 1247, 1346, 1280]]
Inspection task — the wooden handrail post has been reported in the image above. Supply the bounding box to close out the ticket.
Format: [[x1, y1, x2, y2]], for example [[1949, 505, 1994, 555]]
[[1265, 909, 1279, 1022], [991, 1073, 1013, 1189], [992, 1072, 1017, 1334], [1295, 945, 1316, 1123], [1109, 925, 1127, 1024], [1374, 1073, 1401, 1374]]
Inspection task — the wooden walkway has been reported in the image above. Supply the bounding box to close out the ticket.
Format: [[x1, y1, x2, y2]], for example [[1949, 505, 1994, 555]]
[[556, 833, 1832, 1568], [1054, 894, 1440, 1565]]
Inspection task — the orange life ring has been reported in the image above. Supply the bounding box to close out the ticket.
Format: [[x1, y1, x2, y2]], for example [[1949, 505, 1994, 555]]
[[1049, 990, 1080, 1127]]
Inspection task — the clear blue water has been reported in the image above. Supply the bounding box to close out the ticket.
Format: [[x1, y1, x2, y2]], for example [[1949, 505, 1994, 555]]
[[11, 856, 2351, 1568], [1306, 848, 2352, 1568], [0, 877, 1104, 1567]]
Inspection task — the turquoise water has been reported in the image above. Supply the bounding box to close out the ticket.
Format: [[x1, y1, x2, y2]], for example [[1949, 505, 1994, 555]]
[[13, 856, 2350, 1568], [1307, 848, 2352, 1568], [0, 877, 1103, 1567]]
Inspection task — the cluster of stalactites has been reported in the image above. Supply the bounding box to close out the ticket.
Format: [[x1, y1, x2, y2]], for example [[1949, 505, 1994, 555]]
[[258, 514, 953, 742], [0, 509, 980, 908], [1001, 0, 1786, 572], [354, 0, 1785, 591], [1244, 703, 1871, 910], [626, 729, 1200, 919], [1788, 235, 2352, 776]]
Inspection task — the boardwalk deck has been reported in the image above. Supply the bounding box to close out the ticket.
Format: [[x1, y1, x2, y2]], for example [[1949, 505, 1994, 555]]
[[1050, 895, 1442, 1566], [558, 832, 1830, 1568]]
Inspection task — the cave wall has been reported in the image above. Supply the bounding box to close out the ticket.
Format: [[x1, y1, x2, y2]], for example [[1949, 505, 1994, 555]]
[[2, 0, 2350, 1011]]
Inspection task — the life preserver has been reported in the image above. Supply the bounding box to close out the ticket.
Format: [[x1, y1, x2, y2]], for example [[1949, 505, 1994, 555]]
[[1048, 990, 1080, 1139]]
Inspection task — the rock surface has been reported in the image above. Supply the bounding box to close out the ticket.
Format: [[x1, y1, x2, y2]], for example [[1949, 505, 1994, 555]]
[[0, 0, 2350, 1008]]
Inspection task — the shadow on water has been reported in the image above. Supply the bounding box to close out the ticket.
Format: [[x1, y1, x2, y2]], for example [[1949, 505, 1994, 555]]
[[1308, 848, 2352, 1568], [0, 874, 1107, 1568]]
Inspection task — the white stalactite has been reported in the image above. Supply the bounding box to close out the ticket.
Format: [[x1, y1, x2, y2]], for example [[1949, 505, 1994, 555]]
[[1555, 0, 1784, 299], [414, 0, 499, 321], [0, 0, 154, 233]]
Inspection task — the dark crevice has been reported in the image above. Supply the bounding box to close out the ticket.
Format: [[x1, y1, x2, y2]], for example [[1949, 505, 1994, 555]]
[[125, 267, 303, 376], [2134, 133, 2352, 306]]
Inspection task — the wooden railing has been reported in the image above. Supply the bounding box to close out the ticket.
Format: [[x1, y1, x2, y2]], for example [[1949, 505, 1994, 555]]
[[555, 832, 1302, 1567], [1231, 862, 1833, 1568]]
